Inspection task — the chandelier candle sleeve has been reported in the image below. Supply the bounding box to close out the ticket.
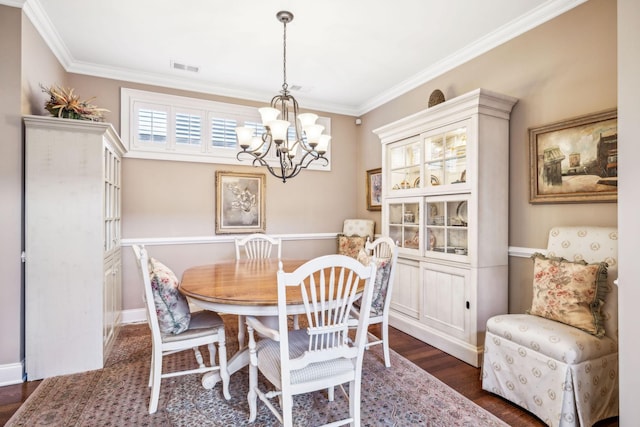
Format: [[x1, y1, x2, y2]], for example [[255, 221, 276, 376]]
[[234, 10, 330, 183]]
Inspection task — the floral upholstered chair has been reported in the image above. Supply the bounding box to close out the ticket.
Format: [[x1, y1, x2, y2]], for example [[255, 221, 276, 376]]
[[482, 227, 618, 427], [337, 219, 375, 258]]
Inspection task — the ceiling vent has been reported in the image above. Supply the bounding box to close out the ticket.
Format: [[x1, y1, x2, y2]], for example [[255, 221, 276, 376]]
[[171, 61, 199, 73]]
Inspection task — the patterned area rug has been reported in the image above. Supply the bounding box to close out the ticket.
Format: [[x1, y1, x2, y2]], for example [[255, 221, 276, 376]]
[[7, 317, 507, 426]]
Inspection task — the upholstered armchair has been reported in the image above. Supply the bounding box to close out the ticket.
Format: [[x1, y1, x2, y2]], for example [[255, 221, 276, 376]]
[[482, 227, 618, 427], [337, 219, 375, 258]]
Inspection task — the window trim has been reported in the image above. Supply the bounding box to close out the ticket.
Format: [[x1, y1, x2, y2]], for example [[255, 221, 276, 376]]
[[120, 88, 332, 169]]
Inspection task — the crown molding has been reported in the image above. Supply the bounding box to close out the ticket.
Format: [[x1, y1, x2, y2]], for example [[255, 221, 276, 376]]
[[20, 0, 587, 117], [0, 0, 26, 8], [356, 0, 588, 116]]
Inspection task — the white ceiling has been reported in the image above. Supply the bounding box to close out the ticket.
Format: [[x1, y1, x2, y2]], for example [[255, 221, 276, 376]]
[[15, 0, 586, 116]]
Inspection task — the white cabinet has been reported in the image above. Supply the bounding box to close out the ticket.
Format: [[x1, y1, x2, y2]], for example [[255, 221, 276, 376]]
[[24, 115, 126, 380], [374, 89, 516, 367], [390, 258, 420, 320]]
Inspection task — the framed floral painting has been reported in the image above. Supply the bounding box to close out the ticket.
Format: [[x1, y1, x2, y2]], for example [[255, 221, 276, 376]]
[[366, 168, 382, 211], [215, 171, 266, 234]]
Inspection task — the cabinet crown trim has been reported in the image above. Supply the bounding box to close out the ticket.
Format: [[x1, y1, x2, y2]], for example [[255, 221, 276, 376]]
[[373, 88, 517, 144]]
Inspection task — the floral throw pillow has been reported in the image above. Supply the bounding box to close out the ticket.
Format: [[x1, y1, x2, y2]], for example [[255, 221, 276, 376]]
[[356, 249, 392, 316], [337, 234, 367, 259], [149, 258, 191, 335], [528, 253, 608, 337]]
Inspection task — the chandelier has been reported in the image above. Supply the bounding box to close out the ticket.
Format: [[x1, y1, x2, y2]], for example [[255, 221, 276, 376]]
[[235, 11, 331, 183]]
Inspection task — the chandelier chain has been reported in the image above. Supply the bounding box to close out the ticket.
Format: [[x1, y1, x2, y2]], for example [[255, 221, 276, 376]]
[[282, 19, 288, 93]]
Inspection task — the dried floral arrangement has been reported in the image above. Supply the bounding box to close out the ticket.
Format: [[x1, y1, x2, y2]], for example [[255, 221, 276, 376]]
[[41, 84, 109, 121]]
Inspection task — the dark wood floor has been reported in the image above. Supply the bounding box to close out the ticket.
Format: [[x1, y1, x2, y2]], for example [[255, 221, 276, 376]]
[[0, 325, 619, 426]]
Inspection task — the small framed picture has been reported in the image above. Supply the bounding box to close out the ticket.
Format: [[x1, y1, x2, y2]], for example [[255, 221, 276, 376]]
[[215, 171, 266, 234], [529, 109, 617, 204], [366, 168, 382, 211]]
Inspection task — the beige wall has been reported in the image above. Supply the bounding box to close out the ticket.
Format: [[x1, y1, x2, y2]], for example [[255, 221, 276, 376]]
[[359, 0, 618, 314], [0, 5, 24, 366]]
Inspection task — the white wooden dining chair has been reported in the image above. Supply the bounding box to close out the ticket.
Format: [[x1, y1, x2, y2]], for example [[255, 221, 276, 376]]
[[350, 236, 399, 367], [235, 233, 284, 348], [245, 254, 377, 427], [132, 244, 230, 414], [235, 233, 282, 260]]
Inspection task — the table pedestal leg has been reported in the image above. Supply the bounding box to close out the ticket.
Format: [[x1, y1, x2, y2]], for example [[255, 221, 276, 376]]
[[201, 347, 250, 389], [201, 315, 278, 389]]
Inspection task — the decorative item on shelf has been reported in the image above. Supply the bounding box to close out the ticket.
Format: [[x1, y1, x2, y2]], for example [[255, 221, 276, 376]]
[[430, 175, 440, 186], [413, 177, 421, 188], [234, 11, 330, 183], [456, 201, 468, 226], [400, 179, 411, 189], [428, 89, 445, 108], [40, 84, 109, 121], [403, 211, 415, 223]]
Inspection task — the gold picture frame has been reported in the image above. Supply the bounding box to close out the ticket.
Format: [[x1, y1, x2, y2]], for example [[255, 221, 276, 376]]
[[215, 171, 266, 234], [529, 109, 617, 204], [366, 168, 382, 211]]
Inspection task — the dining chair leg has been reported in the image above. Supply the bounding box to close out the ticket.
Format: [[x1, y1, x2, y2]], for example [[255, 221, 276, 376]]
[[148, 352, 154, 388], [149, 348, 163, 414], [281, 393, 294, 427], [215, 330, 231, 400], [382, 321, 391, 368], [193, 346, 205, 369], [247, 324, 258, 422], [349, 379, 361, 426]]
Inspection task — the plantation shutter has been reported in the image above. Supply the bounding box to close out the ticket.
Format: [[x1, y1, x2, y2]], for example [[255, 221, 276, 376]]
[[175, 112, 201, 145], [137, 108, 168, 143]]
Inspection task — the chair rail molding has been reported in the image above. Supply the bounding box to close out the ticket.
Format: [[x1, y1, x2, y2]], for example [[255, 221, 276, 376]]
[[121, 232, 338, 247]]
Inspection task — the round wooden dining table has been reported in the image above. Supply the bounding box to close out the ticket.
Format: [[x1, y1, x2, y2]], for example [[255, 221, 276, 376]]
[[179, 258, 309, 389]]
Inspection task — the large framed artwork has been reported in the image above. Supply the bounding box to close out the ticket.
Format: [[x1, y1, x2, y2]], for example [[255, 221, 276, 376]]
[[366, 168, 382, 211], [529, 109, 617, 204], [215, 171, 266, 234]]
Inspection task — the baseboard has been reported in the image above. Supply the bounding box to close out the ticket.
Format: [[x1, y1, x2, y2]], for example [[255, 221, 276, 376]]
[[121, 308, 147, 324], [0, 361, 25, 386]]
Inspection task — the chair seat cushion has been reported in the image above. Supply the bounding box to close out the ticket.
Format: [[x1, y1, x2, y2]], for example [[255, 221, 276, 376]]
[[162, 311, 225, 342], [487, 314, 617, 364], [257, 329, 355, 387]]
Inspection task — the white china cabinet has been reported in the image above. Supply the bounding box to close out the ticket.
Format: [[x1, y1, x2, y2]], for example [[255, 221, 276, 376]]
[[373, 88, 517, 366], [24, 115, 125, 379]]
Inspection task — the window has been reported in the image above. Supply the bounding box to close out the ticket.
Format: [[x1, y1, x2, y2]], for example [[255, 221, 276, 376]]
[[121, 88, 331, 169]]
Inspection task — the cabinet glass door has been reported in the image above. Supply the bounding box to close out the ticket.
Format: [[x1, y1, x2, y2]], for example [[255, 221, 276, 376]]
[[387, 200, 420, 252], [389, 138, 421, 192], [424, 126, 467, 187], [425, 197, 468, 259]]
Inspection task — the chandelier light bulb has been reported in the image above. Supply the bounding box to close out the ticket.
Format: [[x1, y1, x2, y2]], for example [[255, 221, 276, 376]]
[[304, 124, 324, 145], [258, 107, 280, 126], [235, 126, 254, 149], [297, 113, 318, 128], [316, 134, 331, 154], [269, 119, 290, 142]]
